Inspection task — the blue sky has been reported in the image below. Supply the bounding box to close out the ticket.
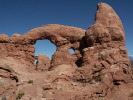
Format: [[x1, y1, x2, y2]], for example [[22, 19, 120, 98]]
[[0, 0, 133, 58]]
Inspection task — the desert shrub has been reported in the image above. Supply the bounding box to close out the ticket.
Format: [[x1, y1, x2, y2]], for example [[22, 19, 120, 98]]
[[1, 96, 6, 100], [28, 80, 33, 84], [94, 76, 101, 82], [16, 92, 25, 100], [52, 91, 56, 94]]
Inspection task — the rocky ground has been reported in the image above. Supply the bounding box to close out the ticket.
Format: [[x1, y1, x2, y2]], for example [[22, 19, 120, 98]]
[[0, 3, 133, 100]]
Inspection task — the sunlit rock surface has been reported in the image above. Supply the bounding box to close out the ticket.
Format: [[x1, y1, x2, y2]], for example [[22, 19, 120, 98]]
[[0, 3, 133, 100]]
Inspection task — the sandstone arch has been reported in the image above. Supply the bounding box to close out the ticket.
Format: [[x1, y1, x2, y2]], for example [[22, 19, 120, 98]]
[[0, 24, 85, 70], [0, 3, 133, 100]]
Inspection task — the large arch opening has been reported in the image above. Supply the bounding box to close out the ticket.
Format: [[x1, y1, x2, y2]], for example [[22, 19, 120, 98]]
[[34, 39, 57, 59], [69, 48, 75, 54]]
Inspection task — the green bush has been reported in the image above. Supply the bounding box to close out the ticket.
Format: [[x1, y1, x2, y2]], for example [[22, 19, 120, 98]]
[[16, 92, 25, 100], [1, 96, 6, 100], [28, 80, 33, 84], [94, 76, 101, 82], [52, 91, 55, 94]]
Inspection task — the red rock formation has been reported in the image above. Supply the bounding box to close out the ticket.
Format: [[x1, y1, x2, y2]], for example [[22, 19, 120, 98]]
[[36, 54, 50, 71], [0, 3, 133, 100], [73, 3, 133, 100]]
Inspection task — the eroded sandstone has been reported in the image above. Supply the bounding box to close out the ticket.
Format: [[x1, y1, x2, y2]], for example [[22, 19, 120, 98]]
[[0, 3, 133, 100]]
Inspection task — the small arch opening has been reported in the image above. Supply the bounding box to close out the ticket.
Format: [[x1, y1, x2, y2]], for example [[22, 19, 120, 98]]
[[34, 40, 57, 59], [69, 48, 75, 54], [34, 59, 38, 65]]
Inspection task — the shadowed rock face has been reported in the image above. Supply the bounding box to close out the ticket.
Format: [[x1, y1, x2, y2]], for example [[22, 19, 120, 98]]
[[0, 3, 133, 100]]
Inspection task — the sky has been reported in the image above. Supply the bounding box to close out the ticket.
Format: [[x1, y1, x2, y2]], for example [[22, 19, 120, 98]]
[[0, 0, 133, 58]]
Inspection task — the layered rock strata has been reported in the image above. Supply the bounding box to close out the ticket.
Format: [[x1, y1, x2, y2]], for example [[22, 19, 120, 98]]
[[0, 3, 133, 100]]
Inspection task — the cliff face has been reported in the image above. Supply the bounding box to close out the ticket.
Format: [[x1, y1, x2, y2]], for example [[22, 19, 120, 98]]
[[0, 3, 133, 100]]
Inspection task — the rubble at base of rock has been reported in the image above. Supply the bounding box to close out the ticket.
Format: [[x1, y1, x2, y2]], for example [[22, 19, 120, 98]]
[[0, 3, 133, 100]]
